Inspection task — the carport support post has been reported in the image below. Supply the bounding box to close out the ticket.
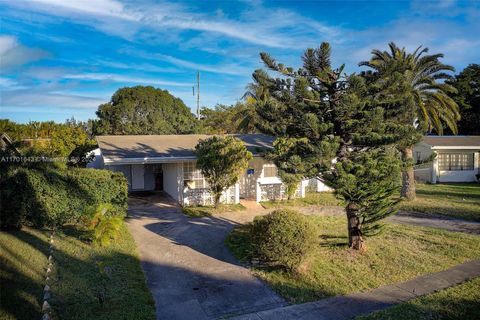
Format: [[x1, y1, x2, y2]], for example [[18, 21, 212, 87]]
[[432, 151, 438, 184], [474, 152, 479, 178], [256, 182, 261, 203]]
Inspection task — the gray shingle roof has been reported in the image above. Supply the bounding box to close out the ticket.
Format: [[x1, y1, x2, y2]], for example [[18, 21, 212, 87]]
[[422, 136, 480, 147], [96, 134, 274, 161]]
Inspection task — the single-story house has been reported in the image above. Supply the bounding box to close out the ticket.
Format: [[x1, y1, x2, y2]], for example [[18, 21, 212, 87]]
[[413, 136, 480, 183], [88, 134, 312, 206]]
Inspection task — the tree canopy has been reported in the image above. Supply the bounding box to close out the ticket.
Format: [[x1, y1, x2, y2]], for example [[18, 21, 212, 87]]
[[95, 86, 198, 135], [195, 136, 252, 207], [447, 64, 480, 135], [251, 42, 404, 250], [360, 42, 459, 200]]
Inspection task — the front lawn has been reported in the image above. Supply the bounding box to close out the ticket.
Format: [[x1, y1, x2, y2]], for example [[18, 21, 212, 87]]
[[357, 277, 480, 320], [182, 203, 246, 217], [0, 223, 155, 320], [260, 192, 341, 209], [226, 215, 480, 304], [400, 183, 480, 221]]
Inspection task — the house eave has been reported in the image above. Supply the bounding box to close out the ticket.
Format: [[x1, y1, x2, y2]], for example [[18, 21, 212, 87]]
[[431, 146, 480, 150], [104, 154, 265, 165]]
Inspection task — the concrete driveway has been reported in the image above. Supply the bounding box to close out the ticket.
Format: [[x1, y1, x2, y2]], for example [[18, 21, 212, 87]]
[[126, 194, 285, 320]]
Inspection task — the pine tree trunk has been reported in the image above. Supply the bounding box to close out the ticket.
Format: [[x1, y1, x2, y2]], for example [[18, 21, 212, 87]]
[[400, 147, 416, 201], [346, 203, 364, 250]]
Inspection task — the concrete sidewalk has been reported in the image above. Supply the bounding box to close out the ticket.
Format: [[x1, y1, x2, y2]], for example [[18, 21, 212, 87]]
[[387, 211, 480, 235], [232, 259, 480, 320]]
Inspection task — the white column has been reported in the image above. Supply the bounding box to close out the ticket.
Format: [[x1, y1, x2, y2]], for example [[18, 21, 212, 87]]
[[432, 151, 438, 184], [256, 182, 262, 203], [235, 183, 240, 204], [474, 152, 479, 179], [300, 180, 307, 198]]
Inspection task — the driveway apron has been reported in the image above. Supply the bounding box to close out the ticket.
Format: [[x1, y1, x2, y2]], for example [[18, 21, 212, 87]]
[[126, 196, 285, 320]]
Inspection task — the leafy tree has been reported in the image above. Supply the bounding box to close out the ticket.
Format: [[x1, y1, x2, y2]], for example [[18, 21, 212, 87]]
[[0, 119, 94, 160], [95, 86, 198, 135], [251, 42, 404, 250], [195, 136, 252, 207], [199, 103, 258, 134], [199, 104, 239, 134], [446, 64, 480, 135], [359, 43, 459, 200]]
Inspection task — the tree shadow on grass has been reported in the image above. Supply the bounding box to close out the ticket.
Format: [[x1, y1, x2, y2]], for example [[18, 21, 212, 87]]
[[0, 225, 156, 320], [0, 228, 49, 320]]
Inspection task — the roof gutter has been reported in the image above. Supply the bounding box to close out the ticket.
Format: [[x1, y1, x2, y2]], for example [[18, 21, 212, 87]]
[[103, 154, 264, 165]]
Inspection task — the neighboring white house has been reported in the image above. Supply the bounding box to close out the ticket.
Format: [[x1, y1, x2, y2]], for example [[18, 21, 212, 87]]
[[88, 134, 309, 206], [413, 136, 480, 183]]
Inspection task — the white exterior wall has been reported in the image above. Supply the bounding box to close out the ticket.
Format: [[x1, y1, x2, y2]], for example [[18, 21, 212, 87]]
[[307, 178, 333, 192], [163, 163, 182, 203], [437, 150, 479, 182], [413, 143, 480, 183], [86, 148, 104, 169], [413, 143, 435, 183]]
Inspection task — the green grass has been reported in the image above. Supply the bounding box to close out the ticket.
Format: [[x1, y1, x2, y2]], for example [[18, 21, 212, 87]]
[[260, 192, 341, 209], [400, 183, 480, 221], [182, 203, 246, 217], [226, 215, 480, 304], [0, 223, 155, 320], [357, 277, 480, 320]]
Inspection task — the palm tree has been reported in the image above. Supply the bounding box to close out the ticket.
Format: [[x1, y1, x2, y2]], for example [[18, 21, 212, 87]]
[[235, 69, 273, 133], [360, 42, 460, 200]]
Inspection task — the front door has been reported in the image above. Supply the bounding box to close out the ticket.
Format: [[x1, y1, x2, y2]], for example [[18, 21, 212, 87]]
[[131, 164, 145, 190]]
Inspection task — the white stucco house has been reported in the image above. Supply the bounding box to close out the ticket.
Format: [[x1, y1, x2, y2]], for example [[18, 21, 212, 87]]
[[88, 134, 312, 206], [413, 136, 480, 183]]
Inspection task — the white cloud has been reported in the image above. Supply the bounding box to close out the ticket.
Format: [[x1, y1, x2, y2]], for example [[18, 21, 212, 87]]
[[0, 35, 49, 69], [2, 91, 106, 109], [8, 0, 340, 49], [63, 72, 193, 87], [0, 77, 28, 90], [26, 0, 138, 20], [120, 48, 252, 76]]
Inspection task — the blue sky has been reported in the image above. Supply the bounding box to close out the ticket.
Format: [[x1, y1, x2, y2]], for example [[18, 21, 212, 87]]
[[1, 0, 479, 123]]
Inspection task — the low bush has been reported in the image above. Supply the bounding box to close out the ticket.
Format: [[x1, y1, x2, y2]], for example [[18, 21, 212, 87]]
[[0, 166, 128, 229], [250, 209, 318, 271]]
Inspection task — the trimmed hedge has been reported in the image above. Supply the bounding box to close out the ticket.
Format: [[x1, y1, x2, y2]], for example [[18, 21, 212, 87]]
[[0, 167, 127, 229], [251, 209, 318, 271]]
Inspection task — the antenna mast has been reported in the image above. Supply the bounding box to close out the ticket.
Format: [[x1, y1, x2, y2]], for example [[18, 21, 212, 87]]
[[196, 71, 200, 120]]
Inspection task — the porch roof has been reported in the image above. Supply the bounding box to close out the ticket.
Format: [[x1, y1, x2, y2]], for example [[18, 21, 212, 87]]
[[96, 134, 274, 163], [422, 136, 480, 150]]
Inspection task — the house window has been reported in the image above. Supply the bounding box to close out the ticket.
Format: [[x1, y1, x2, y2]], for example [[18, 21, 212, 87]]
[[263, 165, 278, 178], [438, 153, 474, 171], [183, 162, 207, 188]]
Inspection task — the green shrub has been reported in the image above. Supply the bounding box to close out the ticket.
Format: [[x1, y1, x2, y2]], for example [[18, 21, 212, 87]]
[[250, 209, 318, 271], [0, 166, 128, 229], [80, 204, 124, 246]]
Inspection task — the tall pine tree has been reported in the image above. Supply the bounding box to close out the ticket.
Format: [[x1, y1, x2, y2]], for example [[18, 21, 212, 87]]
[[252, 43, 404, 250]]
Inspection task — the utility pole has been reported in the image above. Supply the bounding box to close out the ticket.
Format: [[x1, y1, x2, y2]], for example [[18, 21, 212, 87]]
[[196, 71, 200, 120]]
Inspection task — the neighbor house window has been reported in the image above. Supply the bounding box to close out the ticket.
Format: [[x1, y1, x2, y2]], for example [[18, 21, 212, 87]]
[[263, 164, 278, 178], [183, 162, 207, 188], [438, 153, 474, 171]]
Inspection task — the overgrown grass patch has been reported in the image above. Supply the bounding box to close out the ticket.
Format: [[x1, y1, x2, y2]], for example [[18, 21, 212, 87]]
[[0, 223, 155, 320], [400, 183, 480, 221], [357, 277, 480, 320], [182, 203, 246, 217], [260, 192, 341, 209], [226, 215, 480, 304]]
